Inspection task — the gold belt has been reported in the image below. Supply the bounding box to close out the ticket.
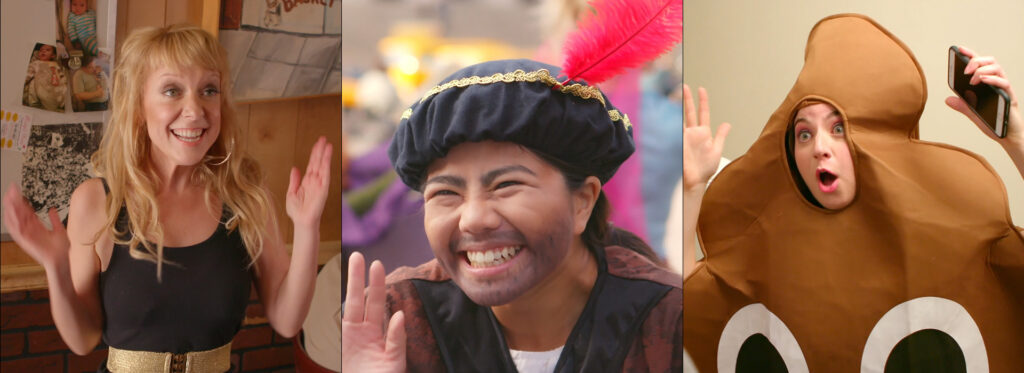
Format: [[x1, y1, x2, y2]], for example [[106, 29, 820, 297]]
[[107, 342, 231, 373]]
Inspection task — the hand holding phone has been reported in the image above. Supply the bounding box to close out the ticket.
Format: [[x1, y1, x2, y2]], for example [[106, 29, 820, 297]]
[[948, 46, 1011, 138]]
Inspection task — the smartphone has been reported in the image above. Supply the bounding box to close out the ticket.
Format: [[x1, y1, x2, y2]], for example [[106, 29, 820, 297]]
[[948, 46, 1010, 138]]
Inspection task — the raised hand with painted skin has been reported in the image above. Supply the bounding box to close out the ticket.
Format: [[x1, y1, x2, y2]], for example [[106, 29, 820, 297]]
[[342, 252, 407, 372]]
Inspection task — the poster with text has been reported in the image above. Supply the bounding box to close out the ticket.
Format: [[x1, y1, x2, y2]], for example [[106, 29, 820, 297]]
[[240, 0, 340, 35], [1, 109, 33, 152]]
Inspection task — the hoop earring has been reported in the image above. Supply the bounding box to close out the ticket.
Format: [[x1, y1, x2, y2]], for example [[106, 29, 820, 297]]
[[210, 139, 234, 166]]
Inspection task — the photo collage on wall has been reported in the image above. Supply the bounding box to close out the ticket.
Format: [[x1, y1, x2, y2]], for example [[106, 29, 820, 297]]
[[10, 0, 112, 230], [22, 0, 111, 114]]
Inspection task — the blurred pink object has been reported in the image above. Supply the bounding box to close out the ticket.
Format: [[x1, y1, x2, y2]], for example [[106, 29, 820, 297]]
[[536, 42, 649, 241], [600, 68, 648, 240]]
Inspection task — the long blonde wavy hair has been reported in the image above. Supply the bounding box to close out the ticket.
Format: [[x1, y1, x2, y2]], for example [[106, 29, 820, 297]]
[[92, 24, 271, 281]]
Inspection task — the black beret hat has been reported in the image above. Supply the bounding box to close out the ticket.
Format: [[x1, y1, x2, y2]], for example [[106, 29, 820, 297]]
[[388, 59, 635, 189]]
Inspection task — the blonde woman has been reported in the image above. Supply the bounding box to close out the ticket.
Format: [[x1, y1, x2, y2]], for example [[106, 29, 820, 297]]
[[2, 24, 332, 372]]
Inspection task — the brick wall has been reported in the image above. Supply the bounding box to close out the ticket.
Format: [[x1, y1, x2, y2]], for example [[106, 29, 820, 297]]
[[1, 286, 297, 373]]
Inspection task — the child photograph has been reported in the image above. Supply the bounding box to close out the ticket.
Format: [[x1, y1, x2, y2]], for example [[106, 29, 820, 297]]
[[62, 0, 101, 58], [70, 54, 109, 112], [23, 42, 68, 113]]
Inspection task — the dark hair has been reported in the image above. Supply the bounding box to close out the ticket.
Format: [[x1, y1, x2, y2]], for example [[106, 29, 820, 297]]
[[34, 43, 54, 53], [785, 102, 826, 208], [785, 122, 823, 208], [80, 55, 95, 69], [530, 148, 668, 268]]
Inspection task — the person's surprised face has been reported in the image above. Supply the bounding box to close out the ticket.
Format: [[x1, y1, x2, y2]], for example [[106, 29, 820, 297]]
[[792, 103, 857, 209]]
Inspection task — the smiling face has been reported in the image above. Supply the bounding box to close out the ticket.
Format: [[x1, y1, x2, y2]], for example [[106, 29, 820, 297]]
[[422, 141, 591, 306], [142, 66, 222, 170], [792, 102, 856, 209], [71, 0, 87, 15]]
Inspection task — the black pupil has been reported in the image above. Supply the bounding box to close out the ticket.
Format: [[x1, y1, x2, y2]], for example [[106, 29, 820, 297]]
[[884, 329, 966, 373]]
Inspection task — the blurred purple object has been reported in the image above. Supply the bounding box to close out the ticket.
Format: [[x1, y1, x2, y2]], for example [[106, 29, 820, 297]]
[[342, 143, 424, 249], [347, 142, 394, 189], [341, 143, 434, 304]]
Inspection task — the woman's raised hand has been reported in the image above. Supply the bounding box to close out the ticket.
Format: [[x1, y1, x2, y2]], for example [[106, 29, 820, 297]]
[[2, 184, 71, 269], [683, 84, 731, 191], [945, 46, 1022, 148], [286, 136, 333, 229]]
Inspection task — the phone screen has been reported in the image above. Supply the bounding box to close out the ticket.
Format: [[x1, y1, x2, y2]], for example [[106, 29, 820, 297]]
[[948, 47, 1008, 137]]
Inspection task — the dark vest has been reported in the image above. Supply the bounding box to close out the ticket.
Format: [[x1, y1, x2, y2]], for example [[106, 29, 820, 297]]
[[384, 245, 683, 372]]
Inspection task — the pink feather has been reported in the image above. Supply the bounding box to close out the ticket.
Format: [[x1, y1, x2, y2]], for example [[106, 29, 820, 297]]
[[561, 0, 682, 85]]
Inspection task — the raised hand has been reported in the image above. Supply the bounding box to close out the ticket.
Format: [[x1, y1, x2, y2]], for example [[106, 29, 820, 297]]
[[342, 252, 406, 372], [945, 46, 1022, 148], [286, 136, 333, 229], [2, 184, 71, 269], [683, 84, 731, 191]]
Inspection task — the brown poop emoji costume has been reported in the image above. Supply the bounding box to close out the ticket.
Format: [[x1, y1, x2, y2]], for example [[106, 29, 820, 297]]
[[683, 14, 1024, 372]]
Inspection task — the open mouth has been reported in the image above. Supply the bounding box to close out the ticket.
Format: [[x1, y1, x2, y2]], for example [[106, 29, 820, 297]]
[[817, 169, 838, 193], [171, 128, 206, 143], [462, 246, 522, 268]]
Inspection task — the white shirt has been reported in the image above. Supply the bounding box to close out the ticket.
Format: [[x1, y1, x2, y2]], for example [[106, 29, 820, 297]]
[[509, 346, 565, 373]]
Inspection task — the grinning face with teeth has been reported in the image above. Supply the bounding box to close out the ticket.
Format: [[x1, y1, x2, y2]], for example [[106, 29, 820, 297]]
[[143, 66, 222, 170], [422, 141, 589, 306], [791, 102, 856, 209]]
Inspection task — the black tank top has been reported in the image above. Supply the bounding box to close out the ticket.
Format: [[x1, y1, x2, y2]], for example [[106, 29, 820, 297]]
[[98, 179, 252, 353]]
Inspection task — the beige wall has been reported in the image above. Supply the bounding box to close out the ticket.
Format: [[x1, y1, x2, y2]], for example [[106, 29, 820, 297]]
[[685, 0, 1024, 222]]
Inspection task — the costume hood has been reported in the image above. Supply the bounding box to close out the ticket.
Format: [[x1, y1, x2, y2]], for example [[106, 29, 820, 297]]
[[683, 14, 1024, 372]]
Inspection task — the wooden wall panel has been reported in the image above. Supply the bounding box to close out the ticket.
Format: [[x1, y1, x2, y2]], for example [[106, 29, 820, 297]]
[[246, 100, 299, 241], [199, 0, 220, 38], [0, 242, 32, 267], [295, 96, 344, 242], [163, 0, 207, 28], [125, 0, 167, 34], [233, 102, 251, 153], [115, 0, 129, 54], [164, 0, 190, 25]]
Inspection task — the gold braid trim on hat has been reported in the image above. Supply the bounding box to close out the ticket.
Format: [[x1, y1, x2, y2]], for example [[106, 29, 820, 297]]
[[418, 69, 606, 106], [608, 109, 632, 131], [403, 69, 630, 127]]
